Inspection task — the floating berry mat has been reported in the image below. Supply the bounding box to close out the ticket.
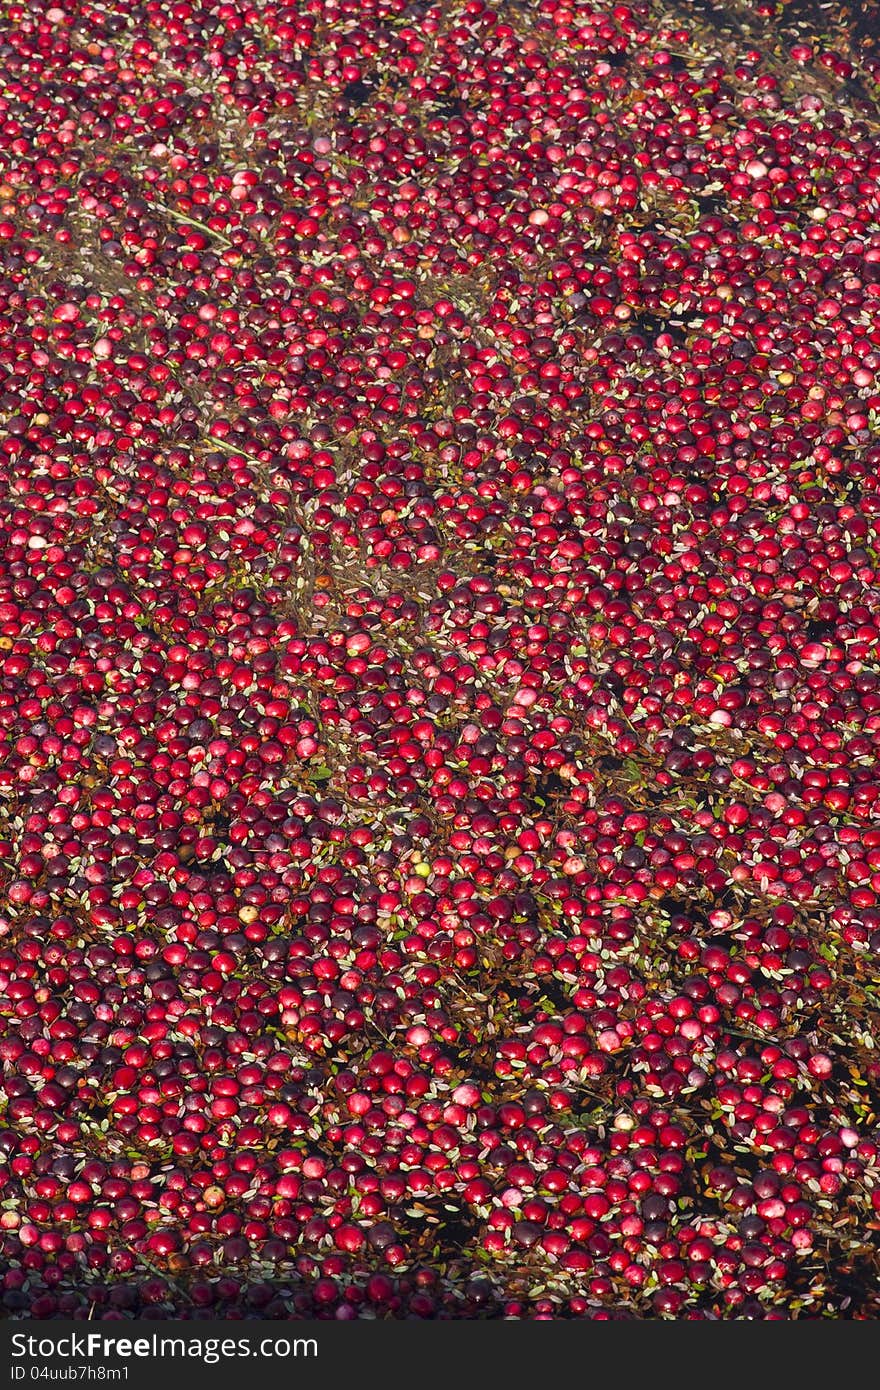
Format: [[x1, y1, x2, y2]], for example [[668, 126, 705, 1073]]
[[1, 0, 880, 1320]]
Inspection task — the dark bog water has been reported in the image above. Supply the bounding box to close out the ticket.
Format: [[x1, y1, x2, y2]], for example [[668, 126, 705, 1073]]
[[783, 0, 878, 54], [674, 0, 878, 59]]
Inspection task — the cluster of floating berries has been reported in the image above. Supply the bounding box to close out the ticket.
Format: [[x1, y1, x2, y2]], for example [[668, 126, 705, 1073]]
[[1, 0, 880, 1320]]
